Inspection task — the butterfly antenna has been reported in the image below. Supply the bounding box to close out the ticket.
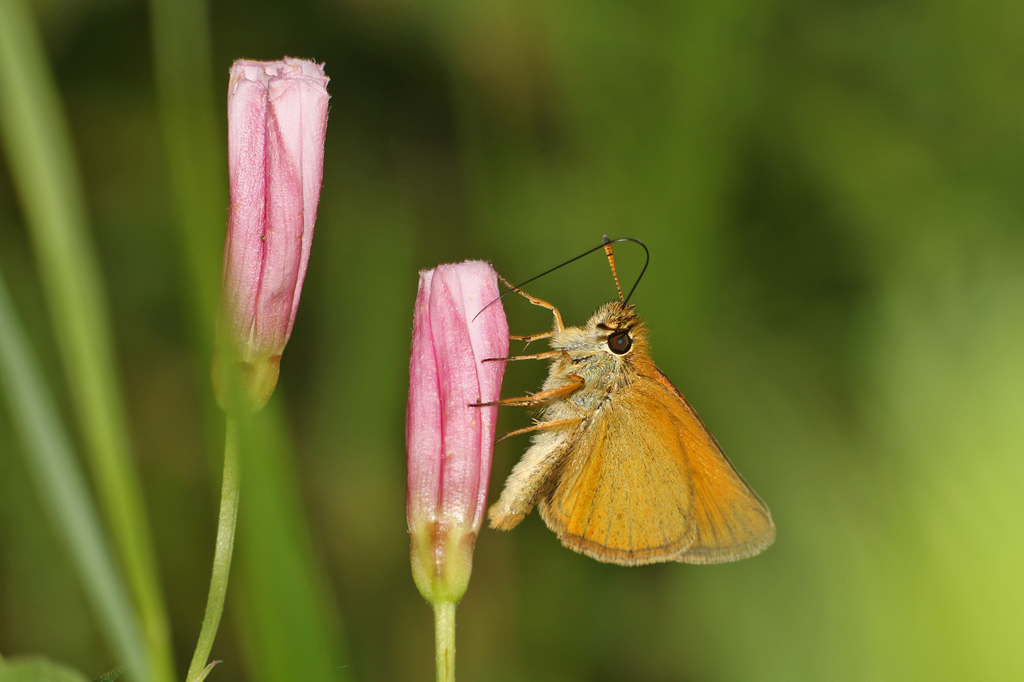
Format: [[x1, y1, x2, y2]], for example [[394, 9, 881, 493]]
[[602, 235, 625, 302], [617, 237, 649, 304], [472, 236, 650, 320]]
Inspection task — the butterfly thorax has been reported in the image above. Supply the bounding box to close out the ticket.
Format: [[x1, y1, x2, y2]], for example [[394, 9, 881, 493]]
[[540, 301, 652, 418]]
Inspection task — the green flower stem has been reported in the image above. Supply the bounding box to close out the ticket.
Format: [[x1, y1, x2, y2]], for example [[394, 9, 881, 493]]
[[186, 417, 242, 682], [0, 3, 174, 682], [433, 600, 457, 682]]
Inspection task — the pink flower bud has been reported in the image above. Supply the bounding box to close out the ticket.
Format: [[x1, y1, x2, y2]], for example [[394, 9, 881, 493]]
[[213, 57, 330, 412], [406, 261, 508, 603]]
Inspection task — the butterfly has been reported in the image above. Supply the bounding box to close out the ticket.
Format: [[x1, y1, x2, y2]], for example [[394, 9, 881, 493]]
[[485, 238, 775, 565]]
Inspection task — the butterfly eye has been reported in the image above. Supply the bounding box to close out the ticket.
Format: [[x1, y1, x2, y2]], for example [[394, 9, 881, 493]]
[[607, 331, 632, 355]]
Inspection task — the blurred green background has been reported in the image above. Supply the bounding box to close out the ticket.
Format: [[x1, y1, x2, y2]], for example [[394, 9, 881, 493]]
[[2, 0, 1023, 680]]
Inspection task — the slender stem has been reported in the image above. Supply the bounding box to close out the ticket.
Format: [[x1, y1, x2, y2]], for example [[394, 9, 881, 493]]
[[186, 416, 243, 682], [433, 600, 457, 682]]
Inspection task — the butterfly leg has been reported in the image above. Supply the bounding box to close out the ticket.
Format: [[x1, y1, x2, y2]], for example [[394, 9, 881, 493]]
[[498, 273, 565, 333], [483, 349, 562, 364], [510, 330, 554, 343], [497, 417, 584, 443], [473, 372, 584, 408]]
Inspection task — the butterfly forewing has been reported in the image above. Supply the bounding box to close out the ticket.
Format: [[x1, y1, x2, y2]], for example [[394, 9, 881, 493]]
[[538, 366, 775, 565]]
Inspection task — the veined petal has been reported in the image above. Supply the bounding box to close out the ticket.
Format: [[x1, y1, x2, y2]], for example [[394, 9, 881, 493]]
[[406, 270, 443, 525], [429, 268, 485, 528], [451, 262, 508, 530]]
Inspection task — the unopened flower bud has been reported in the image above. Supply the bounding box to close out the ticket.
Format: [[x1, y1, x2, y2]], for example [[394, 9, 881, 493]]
[[406, 261, 508, 604], [213, 57, 330, 413]]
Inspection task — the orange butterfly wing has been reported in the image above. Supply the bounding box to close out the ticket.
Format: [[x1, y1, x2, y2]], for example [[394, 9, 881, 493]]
[[538, 365, 775, 565]]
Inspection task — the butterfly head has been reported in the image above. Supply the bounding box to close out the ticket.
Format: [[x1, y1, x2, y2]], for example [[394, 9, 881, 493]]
[[584, 301, 649, 358]]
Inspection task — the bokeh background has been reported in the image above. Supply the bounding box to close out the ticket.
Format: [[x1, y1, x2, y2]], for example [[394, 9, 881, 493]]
[[2, 0, 1023, 680]]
